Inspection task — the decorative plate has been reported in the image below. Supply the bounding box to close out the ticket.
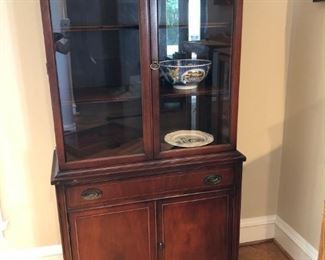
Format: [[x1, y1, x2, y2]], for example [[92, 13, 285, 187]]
[[164, 130, 214, 148]]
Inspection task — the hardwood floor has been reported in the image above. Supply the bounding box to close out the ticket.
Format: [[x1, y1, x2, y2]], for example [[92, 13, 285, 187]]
[[239, 241, 291, 260]]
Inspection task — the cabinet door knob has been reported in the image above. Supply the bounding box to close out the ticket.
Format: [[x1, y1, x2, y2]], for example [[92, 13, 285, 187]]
[[150, 61, 160, 70], [158, 242, 165, 250], [203, 175, 222, 185], [80, 188, 103, 200]]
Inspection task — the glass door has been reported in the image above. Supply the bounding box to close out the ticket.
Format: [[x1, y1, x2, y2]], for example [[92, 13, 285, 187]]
[[49, 0, 152, 165], [151, 0, 235, 157]]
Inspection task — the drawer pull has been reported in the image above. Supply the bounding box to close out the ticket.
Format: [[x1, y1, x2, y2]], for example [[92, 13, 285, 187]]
[[150, 61, 160, 70], [204, 175, 222, 185], [81, 188, 103, 200]]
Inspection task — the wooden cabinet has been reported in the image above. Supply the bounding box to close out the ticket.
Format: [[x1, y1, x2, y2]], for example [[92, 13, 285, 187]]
[[55, 162, 243, 260], [40, 0, 245, 259]]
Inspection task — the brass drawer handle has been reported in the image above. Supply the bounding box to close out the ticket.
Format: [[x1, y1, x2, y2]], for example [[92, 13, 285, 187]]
[[81, 188, 103, 200], [204, 175, 222, 185]]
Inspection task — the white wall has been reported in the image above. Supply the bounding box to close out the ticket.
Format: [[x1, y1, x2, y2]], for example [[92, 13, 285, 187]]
[[238, 0, 288, 218], [0, 0, 60, 250], [277, 0, 325, 249]]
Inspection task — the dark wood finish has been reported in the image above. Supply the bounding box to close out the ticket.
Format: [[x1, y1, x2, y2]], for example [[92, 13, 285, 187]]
[[69, 202, 156, 260], [56, 22, 229, 33], [51, 150, 245, 184], [231, 163, 243, 260], [55, 186, 73, 260], [158, 192, 231, 260], [40, 0, 66, 166], [66, 165, 234, 209], [158, 22, 229, 29], [58, 24, 139, 32], [139, 0, 154, 160], [64, 123, 143, 159], [41, 0, 245, 259], [160, 85, 227, 99], [73, 87, 141, 104], [229, 0, 244, 148], [57, 160, 243, 260], [150, 0, 161, 157], [73, 85, 227, 105], [40, 0, 152, 170], [41, 0, 244, 170], [151, 0, 244, 160]]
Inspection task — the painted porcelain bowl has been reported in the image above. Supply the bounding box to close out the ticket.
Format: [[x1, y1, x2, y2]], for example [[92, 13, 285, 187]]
[[160, 59, 211, 90]]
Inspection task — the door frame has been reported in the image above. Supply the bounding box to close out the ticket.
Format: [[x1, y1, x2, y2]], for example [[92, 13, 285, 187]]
[[149, 0, 243, 159]]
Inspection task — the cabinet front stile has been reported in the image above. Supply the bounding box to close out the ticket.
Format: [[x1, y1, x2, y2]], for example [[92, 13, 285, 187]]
[[139, 0, 155, 160]]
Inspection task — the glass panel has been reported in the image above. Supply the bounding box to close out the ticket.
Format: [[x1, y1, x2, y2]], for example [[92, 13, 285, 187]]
[[158, 0, 233, 151], [49, 0, 143, 161]]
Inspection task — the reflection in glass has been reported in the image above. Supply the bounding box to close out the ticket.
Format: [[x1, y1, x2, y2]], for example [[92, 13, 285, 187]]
[[50, 0, 144, 161], [166, 0, 179, 57], [159, 0, 233, 151]]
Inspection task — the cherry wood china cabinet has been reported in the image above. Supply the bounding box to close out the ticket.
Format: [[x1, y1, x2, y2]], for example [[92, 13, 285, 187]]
[[40, 0, 245, 259]]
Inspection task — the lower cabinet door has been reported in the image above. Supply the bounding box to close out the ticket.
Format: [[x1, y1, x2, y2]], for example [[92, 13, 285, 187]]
[[69, 202, 156, 260], [157, 192, 233, 260]]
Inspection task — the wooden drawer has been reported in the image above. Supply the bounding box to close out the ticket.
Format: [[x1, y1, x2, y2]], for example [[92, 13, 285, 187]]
[[66, 166, 235, 209]]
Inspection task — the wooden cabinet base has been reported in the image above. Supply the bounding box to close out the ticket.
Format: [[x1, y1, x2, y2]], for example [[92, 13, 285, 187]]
[[53, 152, 244, 260]]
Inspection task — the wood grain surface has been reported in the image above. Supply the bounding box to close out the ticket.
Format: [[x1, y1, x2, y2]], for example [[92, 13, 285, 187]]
[[239, 241, 290, 260]]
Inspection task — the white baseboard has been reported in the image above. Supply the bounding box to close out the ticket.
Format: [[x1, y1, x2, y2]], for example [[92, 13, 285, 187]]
[[275, 216, 319, 260], [0, 215, 318, 260], [240, 215, 276, 243]]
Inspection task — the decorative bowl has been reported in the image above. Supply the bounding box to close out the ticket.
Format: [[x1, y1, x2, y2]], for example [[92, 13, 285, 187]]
[[160, 59, 211, 90]]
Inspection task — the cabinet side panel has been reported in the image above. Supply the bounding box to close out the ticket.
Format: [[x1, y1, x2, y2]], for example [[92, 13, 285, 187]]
[[40, 0, 66, 166], [231, 163, 243, 260], [56, 186, 73, 260]]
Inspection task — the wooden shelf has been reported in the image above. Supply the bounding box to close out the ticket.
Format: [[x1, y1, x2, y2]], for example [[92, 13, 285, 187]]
[[54, 22, 228, 32], [158, 22, 229, 29], [74, 86, 141, 104], [160, 86, 223, 99], [74, 85, 226, 105], [184, 40, 231, 48], [64, 123, 143, 159], [54, 24, 139, 32]]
